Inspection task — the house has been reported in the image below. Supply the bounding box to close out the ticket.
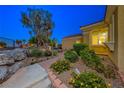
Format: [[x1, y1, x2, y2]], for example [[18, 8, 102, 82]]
[[80, 21, 108, 55], [81, 5, 124, 76], [62, 34, 83, 50]]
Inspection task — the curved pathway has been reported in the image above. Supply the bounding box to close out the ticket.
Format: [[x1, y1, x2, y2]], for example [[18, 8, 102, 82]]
[[39, 52, 67, 88]]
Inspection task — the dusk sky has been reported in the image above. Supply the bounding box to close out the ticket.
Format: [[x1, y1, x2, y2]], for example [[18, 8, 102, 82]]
[[0, 5, 106, 44]]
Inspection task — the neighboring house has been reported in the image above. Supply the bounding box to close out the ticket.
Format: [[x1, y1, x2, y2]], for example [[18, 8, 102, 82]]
[[81, 5, 124, 75], [62, 34, 83, 49], [0, 37, 15, 48]]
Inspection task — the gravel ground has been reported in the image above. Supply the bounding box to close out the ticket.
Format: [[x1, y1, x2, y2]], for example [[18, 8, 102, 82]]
[[52, 56, 124, 88]]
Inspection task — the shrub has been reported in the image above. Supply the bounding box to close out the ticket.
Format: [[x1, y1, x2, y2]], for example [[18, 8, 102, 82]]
[[69, 72, 107, 88], [73, 43, 88, 55], [95, 63, 105, 73], [29, 36, 36, 44], [64, 50, 78, 63], [52, 50, 58, 56], [103, 65, 116, 79], [0, 41, 6, 48], [44, 50, 52, 56], [80, 48, 105, 73], [50, 60, 70, 74], [30, 48, 43, 57]]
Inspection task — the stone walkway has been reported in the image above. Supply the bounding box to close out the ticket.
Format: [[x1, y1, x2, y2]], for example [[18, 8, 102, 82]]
[[39, 52, 64, 70], [39, 52, 67, 88]]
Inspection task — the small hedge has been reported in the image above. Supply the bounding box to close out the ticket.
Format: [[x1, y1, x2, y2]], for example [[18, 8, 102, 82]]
[[80, 48, 104, 73], [64, 50, 78, 63], [0, 41, 6, 48], [30, 48, 43, 57], [103, 65, 116, 79], [44, 50, 52, 56], [73, 43, 88, 55], [69, 72, 107, 88], [50, 60, 70, 74], [52, 50, 58, 56]]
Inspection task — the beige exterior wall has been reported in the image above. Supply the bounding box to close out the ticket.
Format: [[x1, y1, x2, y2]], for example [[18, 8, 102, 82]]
[[62, 36, 83, 50], [107, 7, 118, 65], [117, 6, 124, 73], [83, 31, 90, 45], [106, 6, 124, 73]]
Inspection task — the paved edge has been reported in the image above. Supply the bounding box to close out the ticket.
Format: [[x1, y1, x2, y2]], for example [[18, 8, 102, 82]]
[[47, 69, 67, 88]]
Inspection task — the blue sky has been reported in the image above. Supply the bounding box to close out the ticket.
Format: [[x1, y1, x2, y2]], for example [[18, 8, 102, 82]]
[[0, 5, 106, 44]]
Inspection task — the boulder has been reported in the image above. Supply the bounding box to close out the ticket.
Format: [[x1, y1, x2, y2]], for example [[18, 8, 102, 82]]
[[0, 64, 52, 88], [0, 54, 14, 65], [10, 48, 27, 61], [0, 66, 9, 80], [8, 62, 24, 74], [0, 48, 27, 65]]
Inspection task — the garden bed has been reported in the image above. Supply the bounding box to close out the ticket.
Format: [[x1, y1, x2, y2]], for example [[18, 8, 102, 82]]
[[51, 56, 124, 88], [50, 43, 124, 88]]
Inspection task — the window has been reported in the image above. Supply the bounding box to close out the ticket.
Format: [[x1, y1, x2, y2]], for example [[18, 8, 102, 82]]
[[92, 31, 108, 45], [76, 40, 81, 44], [104, 14, 115, 51]]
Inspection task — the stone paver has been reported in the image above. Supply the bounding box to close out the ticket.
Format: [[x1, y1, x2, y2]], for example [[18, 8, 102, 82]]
[[53, 79, 62, 87], [50, 74, 57, 81], [39, 52, 64, 70], [59, 83, 67, 88]]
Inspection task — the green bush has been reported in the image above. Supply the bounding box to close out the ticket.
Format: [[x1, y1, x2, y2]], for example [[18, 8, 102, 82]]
[[103, 65, 116, 79], [30, 48, 43, 57], [64, 50, 78, 63], [50, 60, 70, 74], [80, 48, 105, 73], [95, 63, 105, 73], [29, 36, 36, 44], [73, 43, 88, 55], [0, 41, 6, 48], [69, 72, 107, 88], [52, 50, 58, 56], [44, 50, 52, 56]]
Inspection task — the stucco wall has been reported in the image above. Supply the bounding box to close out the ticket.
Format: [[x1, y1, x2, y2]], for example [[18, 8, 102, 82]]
[[83, 32, 90, 45], [107, 7, 118, 66], [107, 6, 124, 73], [62, 36, 83, 50], [117, 6, 124, 73]]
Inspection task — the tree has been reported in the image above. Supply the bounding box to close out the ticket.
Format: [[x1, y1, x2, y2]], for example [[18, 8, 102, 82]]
[[22, 39, 26, 44], [0, 41, 6, 48], [29, 31, 33, 38], [21, 8, 54, 48], [16, 40, 22, 47], [29, 36, 36, 44], [49, 38, 58, 49]]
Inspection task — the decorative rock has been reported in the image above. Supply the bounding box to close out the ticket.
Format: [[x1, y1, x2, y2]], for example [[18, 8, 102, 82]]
[[0, 66, 8, 80], [8, 62, 23, 74], [10, 48, 27, 61], [0, 64, 52, 88], [0, 54, 14, 65], [0, 48, 27, 65]]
